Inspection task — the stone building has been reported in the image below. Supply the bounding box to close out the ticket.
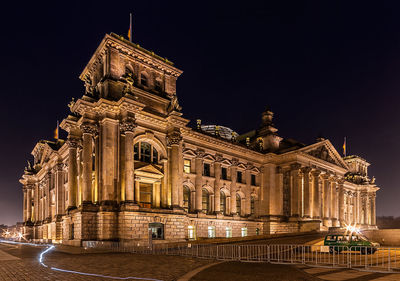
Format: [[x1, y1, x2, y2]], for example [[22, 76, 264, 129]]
[[20, 33, 379, 245]]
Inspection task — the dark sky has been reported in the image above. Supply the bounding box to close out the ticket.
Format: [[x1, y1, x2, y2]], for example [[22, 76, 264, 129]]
[[1, 1, 399, 225]]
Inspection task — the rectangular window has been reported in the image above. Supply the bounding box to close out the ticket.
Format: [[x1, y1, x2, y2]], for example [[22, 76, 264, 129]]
[[69, 223, 74, 240], [149, 223, 164, 240], [251, 174, 256, 186], [241, 227, 247, 237], [188, 225, 195, 240], [226, 227, 232, 238], [203, 163, 210, 177], [208, 226, 215, 238], [184, 159, 191, 174], [221, 167, 227, 180], [237, 171, 242, 183]]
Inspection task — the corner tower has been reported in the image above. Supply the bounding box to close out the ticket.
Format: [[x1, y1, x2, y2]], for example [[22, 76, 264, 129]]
[[79, 33, 183, 115]]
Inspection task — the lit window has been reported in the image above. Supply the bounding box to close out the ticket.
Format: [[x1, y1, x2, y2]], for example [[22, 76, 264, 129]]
[[237, 171, 242, 183], [241, 227, 247, 237], [203, 163, 210, 176], [256, 228, 260, 235], [188, 225, 195, 239], [140, 142, 151, 163], [251, 174, 256, 186], [236, 193, 241, 215], [149, 222, 164, 240], [226, 227, 232, 238], [202, 188, 209, 213], [184, 159, 191, 173], [208, 226, 215, 238], [221, 167, 227, 180]]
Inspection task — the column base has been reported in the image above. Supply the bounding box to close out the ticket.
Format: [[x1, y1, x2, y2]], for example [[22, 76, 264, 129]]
[[331, 218, 340, 227], [120, 201, 140, 211], [322, 217, 332, 227]]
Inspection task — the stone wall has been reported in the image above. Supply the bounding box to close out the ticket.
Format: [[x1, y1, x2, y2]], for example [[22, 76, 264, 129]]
[[363, 229, 400, 246]]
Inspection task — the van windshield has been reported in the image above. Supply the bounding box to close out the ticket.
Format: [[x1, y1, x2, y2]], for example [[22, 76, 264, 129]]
[[325, 235, 337, 242]]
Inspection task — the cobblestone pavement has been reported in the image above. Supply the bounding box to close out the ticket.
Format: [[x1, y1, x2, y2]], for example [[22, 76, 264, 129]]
[[294, 264, 400, 281], [0, 243, 212, 281]]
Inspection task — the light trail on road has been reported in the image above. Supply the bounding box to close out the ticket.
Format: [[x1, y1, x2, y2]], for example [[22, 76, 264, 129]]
[[0, 240, 164, 281]]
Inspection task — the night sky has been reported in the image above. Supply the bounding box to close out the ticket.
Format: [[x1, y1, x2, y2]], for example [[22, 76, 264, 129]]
[[1, 1, 400, 225]]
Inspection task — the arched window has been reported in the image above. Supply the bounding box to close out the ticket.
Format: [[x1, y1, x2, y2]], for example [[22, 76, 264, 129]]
[[134, 142, 159, 164], [251, 196, 255, 215], [236, 193, 241, 215], [202, 188, 209, 213], [141, 73, 148, 87], [220, 191, 226, 214], [183, 186, 191, 212]]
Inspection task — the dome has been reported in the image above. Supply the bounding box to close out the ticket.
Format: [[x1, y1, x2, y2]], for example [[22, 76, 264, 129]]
[[200, 125, 238, 140]]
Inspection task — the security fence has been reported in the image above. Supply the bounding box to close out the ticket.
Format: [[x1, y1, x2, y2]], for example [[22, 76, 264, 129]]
[[83, 241, 400, 273]]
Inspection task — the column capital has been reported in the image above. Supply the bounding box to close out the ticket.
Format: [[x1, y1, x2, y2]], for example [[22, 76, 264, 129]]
[[290, 163, 301, 170], [120, 117, 136, 133], [67, 138, 80, 149], [215, 153, 223, 163], [246, 162, 254, 170], [311, 169, 321, 177], [56, 162, 64, 171], [301, 166, 312, 174], [276, 166, 283, 174], [231, 158, 239, 167], [80, 122, 98, 135], [195, 149, 205, 159], [166, 130, 182, 146]]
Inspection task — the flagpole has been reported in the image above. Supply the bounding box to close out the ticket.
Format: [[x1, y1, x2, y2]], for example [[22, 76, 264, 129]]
[[129, 13, 132, 42]]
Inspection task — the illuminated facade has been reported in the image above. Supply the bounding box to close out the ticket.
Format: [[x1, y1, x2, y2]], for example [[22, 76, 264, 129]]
[[20, 33, 378, 245]]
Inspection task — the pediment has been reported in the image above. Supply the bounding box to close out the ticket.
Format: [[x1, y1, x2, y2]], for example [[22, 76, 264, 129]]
[[300, 140, 348, 169], [134, 163, 164, 176]]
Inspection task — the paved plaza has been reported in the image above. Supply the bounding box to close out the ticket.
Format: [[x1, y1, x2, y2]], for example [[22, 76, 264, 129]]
[[1, 233, 400, 281]]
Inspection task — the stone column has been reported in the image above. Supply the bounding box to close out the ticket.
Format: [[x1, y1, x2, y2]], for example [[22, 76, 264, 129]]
[[312, 170, 321, 219], [55, 163, 65, 215], [244, 164, 252, 216], [214, 155, 222, 214], [26, 185, 33, 222], [230, 160, 238, 215], [363, 194, 368, 225], [330, 179, 338, 226], [290, 164, 301, 217], [154, 181, 161, 208], [23, 188, 27, 222], [167, 130, 182, 209], [134, 178, 140, 204], [34, 183, 39, 222], [322, 174, 331, 227], [45, 172, 51, 220], [67, 138, 79, 209], [346, 193, 351, 224], [356, 191, 361, 224], [120, 118, 136, 203], [160, 159, 169, 208], [301, 167, 312, 218], [80, 122, 98, 204], [370, 194, 376, 225], [195, 150, 204, 212]]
